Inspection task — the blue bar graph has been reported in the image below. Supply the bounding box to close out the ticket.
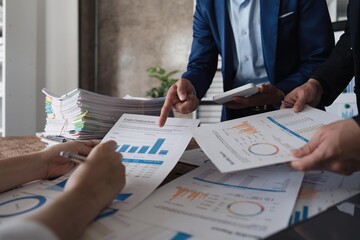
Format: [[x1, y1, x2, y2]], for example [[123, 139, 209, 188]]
[[290, 205, 309, 225], [116, 138, 168, 155], [302, 205, 308, 220], [159, 150, 169, 155], [128, 146, 139, 153], [294, 211, 300, 223], [342, 109, 354, 119], [149, 138, 165, 154], [119, 145, 130, 152], [138, 146, 150, 154]]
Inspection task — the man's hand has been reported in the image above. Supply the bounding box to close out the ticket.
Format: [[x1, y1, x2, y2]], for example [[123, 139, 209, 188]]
[[159, 78, 199, 127], [281, 78, 323, 112], [289, 119, 360, 175], [225, 83, 283, 109]]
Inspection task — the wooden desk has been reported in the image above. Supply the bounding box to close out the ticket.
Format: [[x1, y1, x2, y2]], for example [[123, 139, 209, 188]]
[[0, 136, 198, 186], [0, 136, 46, 159]]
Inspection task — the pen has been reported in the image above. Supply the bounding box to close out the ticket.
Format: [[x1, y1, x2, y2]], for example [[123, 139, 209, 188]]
[[60, 151, 87, 164], [44, 135, 74, 143]]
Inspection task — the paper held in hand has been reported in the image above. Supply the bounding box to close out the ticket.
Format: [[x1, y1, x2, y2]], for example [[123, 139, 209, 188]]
[[192, 106, 341, 173]]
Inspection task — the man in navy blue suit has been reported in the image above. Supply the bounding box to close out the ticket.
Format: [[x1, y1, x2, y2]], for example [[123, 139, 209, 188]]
[[282, 0, 360, 175], [159, 0, 334, 127]]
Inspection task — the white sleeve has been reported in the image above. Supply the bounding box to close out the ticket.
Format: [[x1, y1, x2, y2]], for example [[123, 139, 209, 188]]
[[0, 220, 58, 240]]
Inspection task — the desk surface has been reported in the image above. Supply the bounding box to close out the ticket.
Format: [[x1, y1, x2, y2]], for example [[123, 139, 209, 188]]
[[0, 136, 46, 158], [1, 136, 360, 239]]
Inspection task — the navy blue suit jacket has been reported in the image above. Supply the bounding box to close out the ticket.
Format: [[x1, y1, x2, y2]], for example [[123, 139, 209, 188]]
[[313, 0, 360, 125], [182, 0, 334, 120]]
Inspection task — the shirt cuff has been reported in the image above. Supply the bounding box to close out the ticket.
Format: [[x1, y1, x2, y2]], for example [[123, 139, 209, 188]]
[[0, 220, 58, 240]]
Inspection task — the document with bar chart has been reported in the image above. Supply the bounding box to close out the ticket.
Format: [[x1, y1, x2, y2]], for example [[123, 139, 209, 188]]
[[102, 114, 200, 210], [126, 163, 304, 240], [289, 170, 360, 225], [192, 106, 340, 173]]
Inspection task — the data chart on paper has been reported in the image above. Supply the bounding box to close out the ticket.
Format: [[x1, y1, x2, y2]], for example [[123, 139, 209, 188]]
[[102, 114, 199, 210], [113, 137, 168, 179], [0, 190, 51, 224], [127, 163, 303, 240], [192, 107, 340, 173]]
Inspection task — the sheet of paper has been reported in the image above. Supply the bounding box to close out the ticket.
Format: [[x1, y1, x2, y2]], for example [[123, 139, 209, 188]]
[[290, 183, 359, 225], [192, 106, 340, 173], [0, 187, 54, 225], [19, 172, 73, 200], [290, 170, 360, 225], [101, 114, 200, 210], [0, 175, 122, 225], [82, 213, 204, 240], [179, 148, 210, 166], [22, 114, 199, 211], [126, 163, 304, 240]]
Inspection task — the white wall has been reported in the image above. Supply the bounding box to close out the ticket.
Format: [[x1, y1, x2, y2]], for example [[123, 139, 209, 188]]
[[3, 0, 37, 136], [44, 0, 78, 94], [35, 0, 78, 131]]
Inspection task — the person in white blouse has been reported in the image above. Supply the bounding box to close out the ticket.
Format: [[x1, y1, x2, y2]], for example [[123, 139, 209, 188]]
[[0, 140, 125, 240]]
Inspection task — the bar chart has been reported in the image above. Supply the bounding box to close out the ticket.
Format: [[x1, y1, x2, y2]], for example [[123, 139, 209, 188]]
[[115, 138, 169, 155], [290, 205, 309, 224], [101, 114, 199, 210]]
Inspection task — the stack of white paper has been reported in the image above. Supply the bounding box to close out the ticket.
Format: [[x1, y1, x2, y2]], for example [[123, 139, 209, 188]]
[[42, 88, 166, 139]]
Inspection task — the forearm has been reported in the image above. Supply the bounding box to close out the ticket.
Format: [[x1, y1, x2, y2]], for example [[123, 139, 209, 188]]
[[0, 152, 46, 192], [28, 190, 104, 240]]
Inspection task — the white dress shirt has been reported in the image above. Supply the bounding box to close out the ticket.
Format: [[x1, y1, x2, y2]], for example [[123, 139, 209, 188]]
[[0, 220, 58, 240], [228, 0, 269, 87]]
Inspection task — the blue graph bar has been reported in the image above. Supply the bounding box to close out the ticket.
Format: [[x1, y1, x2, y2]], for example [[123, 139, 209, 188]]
[[138, 146, 149, 154], [294, 211, 301, 223], [47, 180, 67, 192], [267, 117, 309, 142], [148, 138, 165, 154], [119, 145, 130, 152], [302, 206, 308, 220], [128, 146, 139, 153], [115, 193, 132, 201], [56, 180, 67, 188], [123, 158, 163, 165], [159, 150, 168, 155], [96, 208, 118, 220], [171, 232, 192, 240], [342, 109, 354, 119]]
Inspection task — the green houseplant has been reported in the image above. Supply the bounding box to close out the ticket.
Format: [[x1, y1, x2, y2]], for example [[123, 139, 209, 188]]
[[146, 67, 179, 98]]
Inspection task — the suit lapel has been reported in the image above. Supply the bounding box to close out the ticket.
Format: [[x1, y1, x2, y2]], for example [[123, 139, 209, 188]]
[[215, 0, 234, 91], [260, 0, 280, 82]]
